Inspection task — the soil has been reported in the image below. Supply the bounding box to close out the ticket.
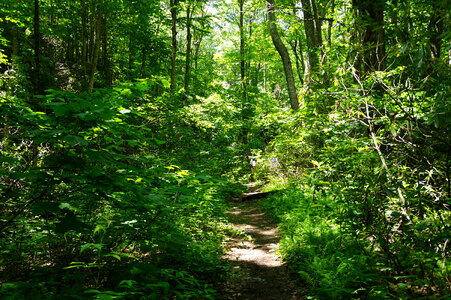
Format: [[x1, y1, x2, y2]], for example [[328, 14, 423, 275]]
[[219, 184, 306, 300]]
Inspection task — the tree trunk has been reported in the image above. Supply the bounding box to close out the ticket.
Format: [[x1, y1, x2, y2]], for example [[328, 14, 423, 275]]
[[353, 0, 386, 73], [102, 15, 112, 86], [88, 13, 102, 92], [33, 0, 41, 94], [239, 0, 247, 97], [311, 0, 323, 49], [429, 0, 445, 61], [193, 9, 207, 74], [128, 31, 134, 78], [266, 0, 299, 110], [81, 0, 87, 79], [140, 47, 147, 78], [184, 2, 193, 94], [11, 24, 19, 58], [291, 39, 305, 85], [300, 0, 320, 79], [170, 0, 179, 95]]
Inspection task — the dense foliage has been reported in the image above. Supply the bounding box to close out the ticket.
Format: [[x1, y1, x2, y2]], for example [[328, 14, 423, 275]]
[[1, 0, 450, 299]]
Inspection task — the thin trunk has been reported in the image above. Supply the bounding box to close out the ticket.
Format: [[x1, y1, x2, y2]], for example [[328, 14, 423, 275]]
[[88, 13, 102, 92], [429, 0, 445, 61], [239, 0, 249, 143], [194, 34, 204, 71], [246, 18, 253, 87], [193, 9, 207, 73], [251, 62, 261, 87], [311, 0, 322, 49], [102, 15, 112, 86], [291, 39, 305, 85], [12, 24, 19, 58], [300, 0, 320, 79], [141, 47, 147, 78], [184, 3, 193, 94], [49, 0, 55, 26], [239, 0, 246, 96], [81, 0, 87, 78], [88, 0, 95, 66], [128, 33, 134, 77], [327, 0, 335, 48], [34, 0, 41, 93], [291, 3, 304, 84], [170, 0, 178, 95], [267, 0, 299, 110]]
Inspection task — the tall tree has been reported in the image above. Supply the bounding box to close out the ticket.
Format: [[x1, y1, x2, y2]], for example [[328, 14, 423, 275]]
[[429, 0, 446, 62], [352, 0, 386, 74], [266, 0, 299, 110], [170, 0, 179, 95], [88, 12, 102, 92], [81, 0, 87, 75], [33, 0, 41, 94], [238, 0, 247, 98], [184, 1, 193, 94], [300, 0, 322, 79]]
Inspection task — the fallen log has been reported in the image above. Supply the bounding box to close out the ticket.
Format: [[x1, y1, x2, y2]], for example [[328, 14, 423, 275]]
[[238, 190, 279, 201]]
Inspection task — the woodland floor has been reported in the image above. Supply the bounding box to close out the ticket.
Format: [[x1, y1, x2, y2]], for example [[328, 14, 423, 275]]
[[219, 184, 307, 300]]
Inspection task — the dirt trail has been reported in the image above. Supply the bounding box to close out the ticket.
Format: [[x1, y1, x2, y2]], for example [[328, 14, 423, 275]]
[[220, 186, 305, 300]]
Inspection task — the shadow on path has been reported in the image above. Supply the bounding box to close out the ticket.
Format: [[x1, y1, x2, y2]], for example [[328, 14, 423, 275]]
[[220, 190, 306, 300]]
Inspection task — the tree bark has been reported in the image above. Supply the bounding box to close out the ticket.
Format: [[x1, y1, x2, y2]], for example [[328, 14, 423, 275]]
[[266, 0, 299, 110], [311, 0, 323, 49], [81, 0, 87, 78], [128, 32, 134, 79], [429, 0, 445, 61], [88, 13, 102, 92], [184, 2, 193, 94], [11, 24, 19, 58], [300, 0, 320, 78], [291, 39, 305, 85], [170, 0, 179, 95], [140, 47, 147, 78], [239, 0, 247, 98], [102, 15, 112, 86], [352, 0, 386, 73], [33, 0, 41, 94]]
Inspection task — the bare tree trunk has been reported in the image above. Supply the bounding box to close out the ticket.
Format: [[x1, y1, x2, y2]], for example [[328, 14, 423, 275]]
[[140, 47, 147, 78], [129, 37, 135, 78], [184, 2, 193, 94], [429, 0, 445, 61], [12, 24, 19, 58], [81, 0, 87, 80], [193, 35, 203, 71], [102, 15, 112, 86], [291, 39, 305, 85], [193, 8, 207, 73], [33, 0, 41, 94], [239, 0, 247, 98], [311, 0, 322, 49], [88, 13, 102, 92], [352, 0, 386, 73], [300, 0, 320, 79], [170, 0, 179, 95], [266, 0, 299, 110]]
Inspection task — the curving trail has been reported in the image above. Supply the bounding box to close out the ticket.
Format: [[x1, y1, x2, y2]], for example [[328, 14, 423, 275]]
[[220, 186, 306, 300]]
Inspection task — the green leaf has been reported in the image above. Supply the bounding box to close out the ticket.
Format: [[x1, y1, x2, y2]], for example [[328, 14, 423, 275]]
[[80, 243, 103, 254], [63, 135, 88, 146], [161, 78, 171, 89]]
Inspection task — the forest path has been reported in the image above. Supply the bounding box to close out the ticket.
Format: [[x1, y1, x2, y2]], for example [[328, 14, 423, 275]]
[[220, 184, 306, 299]]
